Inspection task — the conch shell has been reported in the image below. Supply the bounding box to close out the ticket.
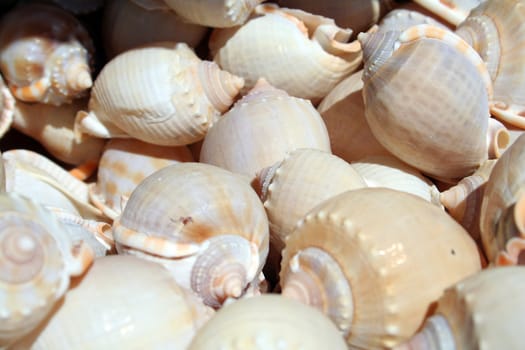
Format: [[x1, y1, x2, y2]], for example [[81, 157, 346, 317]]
[[75, 43, 244, 146], [0, 3, 94, 105]]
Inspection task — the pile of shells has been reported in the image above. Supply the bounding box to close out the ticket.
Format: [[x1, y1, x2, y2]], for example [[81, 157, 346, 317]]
[[0, 0, 524, 349]]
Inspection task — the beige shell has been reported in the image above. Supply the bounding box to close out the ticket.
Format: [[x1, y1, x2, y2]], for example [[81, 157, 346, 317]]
[[200, 79, 331, 180], [11, 255, 214, 349], [394, 266, 525, 350], [209, 3, 362, 102], [411, 0, 484, 25], [0, 75, 14, 139], [378, 7, 451, 33], [112, 162, 269, 308], [0, 3, 94, 105], [280, 187, 481, 349], [11, 98, 106, 166], [89, 138, 194, 220], [479, 133, 525, 265], [359, 24, 509, 181], [102, 0, 208, 59], [189, 294, 347, 350], [456, 0, 525, 129], [0, 192, 94, 348], [317, 69, 392, 163], [75, 43, 244, 146]]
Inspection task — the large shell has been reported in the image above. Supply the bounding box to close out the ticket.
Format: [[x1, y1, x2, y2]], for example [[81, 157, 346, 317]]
[[411, 0, 485, 25], [199, 79, 331, 180], [75, 43, 244, 146], [359, 24, 509, 181], [456, 0, 525, 129], [280, 187, 481, 349], [479, 133, 525, 265], [189, 294, 347, 349], [0, 192, 94, 347], [0, 3, 94, 106], [11, 255, 214, 349], [89, 138, 194, 220], [112, 162, 269, 308], [209, 3, 362, 102]]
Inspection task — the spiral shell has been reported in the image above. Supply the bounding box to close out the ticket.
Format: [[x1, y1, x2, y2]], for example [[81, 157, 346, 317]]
[[112, 162, 269, 308], [210, 3, 362, 102], [0, 3, 94, 106], [280, 187, 481, 348], [75, 43, 244, 146], [0, 192, 94, 347]]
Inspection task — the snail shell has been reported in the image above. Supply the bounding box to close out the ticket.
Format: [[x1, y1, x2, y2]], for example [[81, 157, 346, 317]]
[[11, 255, 214, 349], [200, 79, 331, 180], [112, 162, 269, 308], [456, 0, 525, 129], [411, 0, 484, 25], [0, 3, 94, 106], [89, 138, 194, 220], [394, 266, 525, 350], [359, 24, 509, 181], [479, 133, 525, 265], [75, 43, 244, 146], [0, 192, 94, 347], [280, 187, 481, 348], [188, 294, 347, 350], [209, 3, 362, 102]]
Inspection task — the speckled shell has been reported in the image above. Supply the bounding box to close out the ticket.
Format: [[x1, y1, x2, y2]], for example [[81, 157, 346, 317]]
[[200, 80, 331, 180], [209, 3, 362, 102], [359, 24, 508, 181], [456, 0, 525, 129], [112, 162, 269, 308], [89, 138, 194, 220], [479, 133, 525, 265], [102, 0, 208, 59], [11, 255, 214, 349], [0, 192, 94, 347], [0, 3, 94, 105], [75, 43, 244, 146], [411, 0, 484, 25], [280, 187, 481, 349], [188, 294, 347, 350]]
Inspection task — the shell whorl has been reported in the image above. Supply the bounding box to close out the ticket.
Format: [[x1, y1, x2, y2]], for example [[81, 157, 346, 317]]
[[198, 61, 244, 115]]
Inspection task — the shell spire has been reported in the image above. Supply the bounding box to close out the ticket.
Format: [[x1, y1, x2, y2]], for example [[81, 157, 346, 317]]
[[198, 61, 244, 115]]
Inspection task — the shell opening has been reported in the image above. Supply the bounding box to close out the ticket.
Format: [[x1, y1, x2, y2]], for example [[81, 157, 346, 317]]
[[393, 314, 456, 350], [280, 247, 353, 335], [494, 193, 525, 266], [487, 118, 510, 159]]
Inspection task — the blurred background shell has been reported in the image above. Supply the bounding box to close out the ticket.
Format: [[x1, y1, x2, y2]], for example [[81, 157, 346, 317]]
[[411, 0, 484, 25]]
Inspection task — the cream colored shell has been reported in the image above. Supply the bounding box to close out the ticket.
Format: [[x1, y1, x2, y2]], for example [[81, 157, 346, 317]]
[[411, 0, 484, 25]]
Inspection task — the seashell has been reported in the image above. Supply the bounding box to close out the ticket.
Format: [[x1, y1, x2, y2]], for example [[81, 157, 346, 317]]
[[112, 162, 269, 308], [280, 187, 481, 349], [200, 79, 331, 180], [11, 255, 214, 349], [479, 133, 525, 265], [89, 138, 194, 220], [2, 149, 105, 221], [0, 192, 94, 348], [209, 3, 362, 103], [358, 23, 510, 181], [74, 43, 244, 146], [410, 0, 485, 25], [317, 69, 392, 163], [351, 154, 442, 206], [0, 75, 15, 140], [0, 3, 94, 106], [378, 8, 450, 33], [188, 294, 347, 350], [456, 0, 525, 129], [102, 0, 208, 59], [11, 98, 106, 166], [394, 266, 525, 350]]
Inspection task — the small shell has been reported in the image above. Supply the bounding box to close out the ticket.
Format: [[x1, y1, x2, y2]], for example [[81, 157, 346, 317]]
[[112, 162, 269, 308], [188, 294, 347, 350], [75, 43, 244, 146], [456, 0, 525, 129], [280, 187, 481, 348], [411, 0, 484, 25], [479, 133, 525, 265], [0, 192, 94, 347], [0, 3, 94, 105], [210, 3, 362, 102], [11, 255, 214, 349], [102, 0, 208, 59], [200, 79, 331, 180], [394, 266, 525, 350]]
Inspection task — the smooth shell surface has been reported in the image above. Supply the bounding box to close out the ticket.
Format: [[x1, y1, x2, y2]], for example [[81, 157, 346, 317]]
[[412, 0, 484, 25]]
